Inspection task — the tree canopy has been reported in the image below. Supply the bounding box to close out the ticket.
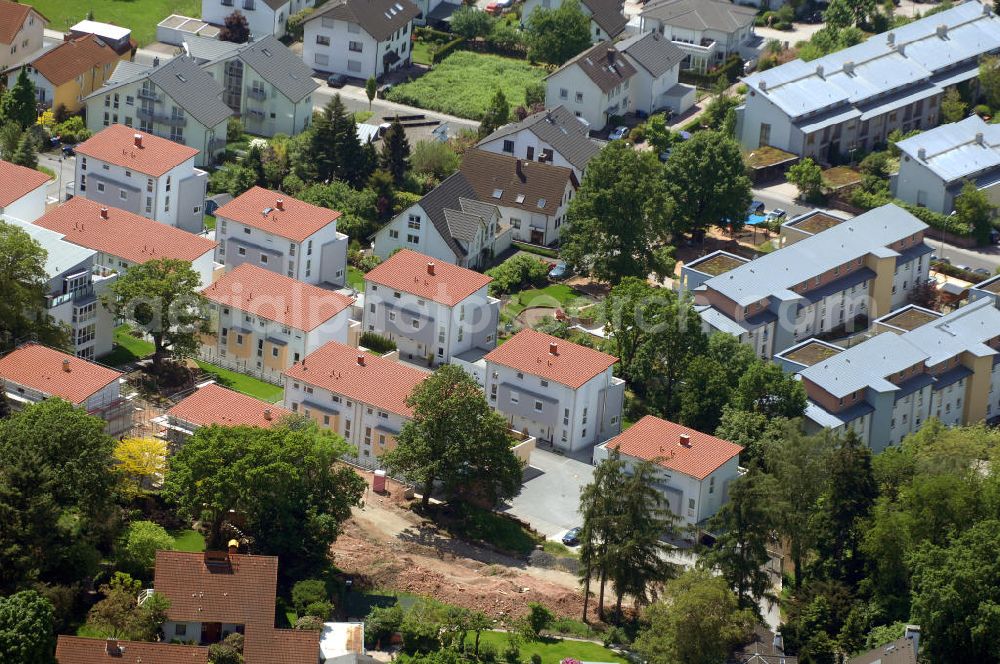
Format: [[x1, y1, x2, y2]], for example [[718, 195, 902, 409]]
[[1, 69, 37, 129], [525, 0, 592, 64], [0, 221, 70, 352], [0, 590, 55, 664]]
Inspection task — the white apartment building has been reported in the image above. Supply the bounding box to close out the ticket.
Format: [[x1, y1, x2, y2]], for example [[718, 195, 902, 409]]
[[545, 41, 636, 131], [362, 249, 499, 366], [283, 341, 429, 466], [72, 125, 209, 234], [0, 343, 131, 435], [200, 263, 356, 381], [460, 329, 624, 452], [202, 0, 316, 39], [84, 57, 231, 168], [214, 186, 348, 287], [0, 0, 46, 72], [34, 197, 219, 288], [639, 0, 758, 74], [0, 159, 49, 222], [616, 30, 695, 118], [594, 415, 742, 527], [6, 220, 116, 360], [303, 0, 419, 80]]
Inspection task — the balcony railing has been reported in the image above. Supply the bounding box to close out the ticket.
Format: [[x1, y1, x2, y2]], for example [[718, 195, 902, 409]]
[[137, 89, 163, 103], [137, 108, 187, 127], [46, 285, 94, 309], [246, 87, 267, 101]]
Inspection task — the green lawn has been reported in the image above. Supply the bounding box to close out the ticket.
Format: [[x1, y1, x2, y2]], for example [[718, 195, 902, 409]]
[[194, 360, 284, 403], [99, 326, 155, 367], [171, 529, 206, 552], [465, 632, 627, 663], [347, 265, 365, 291], [30, 0, 201, 46], [203, 214, 216, 231], [412, 40, 434, 65], [507, 284, 582, 316], [386, 52, 548, 120], [353, 110, 374, 124]]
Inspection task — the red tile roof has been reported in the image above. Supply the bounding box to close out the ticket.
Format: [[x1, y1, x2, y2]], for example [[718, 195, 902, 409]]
[[75, 124, 199, 177], [0, 343, 121, 405], [484, 329, 617, 389], [55, 636, 209, 664], [283, 341, 427, 418], [30, 35, 119, 87], [364, 248, 493, 306], [0, 0, 46, 45], [605, 415, 743, 480], [35, 197, 217, 264], [214, 186, 342, 243], [201, 264, 353, 332], [167, 383, 290, 429], [244, 627, 321, 664], [0, 159, 50, 207]]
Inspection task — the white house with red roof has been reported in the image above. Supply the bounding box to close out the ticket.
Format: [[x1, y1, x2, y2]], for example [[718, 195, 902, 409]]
[[0, 0, 47, 71], [594, 415, 743, 527], [200, 263, 356, 382], [0, 343, 132, 435], [214, 186, 348, 287], [161, 383, 291, 444], [473, 329, 624, 452], [283, 341, 429, 465], [72, 125, 208, 234], [361, 249, 499, 366], [0, 159, 50, 222], [34, 197, 219, 287]]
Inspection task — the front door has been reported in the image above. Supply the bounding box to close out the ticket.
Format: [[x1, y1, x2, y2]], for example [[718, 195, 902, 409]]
[[530, 229, 544, 245], [201, 622, 221, 644]]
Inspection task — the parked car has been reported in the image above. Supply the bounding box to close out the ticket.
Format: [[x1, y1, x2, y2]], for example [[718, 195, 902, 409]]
[[973, 267, 992, 278], [326, 73, 347, 88], [61, 144, 75, 157], [765, 208, 787, 222], [377, 83, 393, 99], [748, 200, 765, 215], [562, 527, 582, 546], [549, 261, 569, 280], [955, 264, 972, 273], [609, 126, 629, 140]]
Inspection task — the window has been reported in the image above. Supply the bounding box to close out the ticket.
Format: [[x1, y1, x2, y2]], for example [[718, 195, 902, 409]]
[[271, 346, 279, 357], [407, 234, 418, 244], [540, 379, 548, 387], [408, 215, 421, 230], [176, 624, 187, 637], [260, 254, 268, 264], [314, 53, 330, 66], [96, 182, 105, 192], [348, 60, 362, 73], [534, 400, 543, 412], [238, 247, 247, 256], [316, 35, 331, 46], [688, 498, 695, 510], [243, 0, 255, 9], [389, 229, 399, 239], [119, 189, 127, 200], [758, 123, 771, 147], [510, 391, 519, 404], [349, 41, 363, 52], [575, 92, 583, 103], [502, 139, 514, 153]]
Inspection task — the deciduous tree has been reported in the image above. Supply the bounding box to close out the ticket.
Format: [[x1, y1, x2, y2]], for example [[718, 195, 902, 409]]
[[980, 55, 1000, 111], [525, 0, 591, 64], [410, 140, 459, 181], [729, 361, 808, 420], [677, 334, 757, 433], [87, 573, 169, 640], [0, 590, 55, 664], [113, 438, 167, 498], [120, 521, 174, 575], [365, 77, 377, 111], [940, 87, 967, 124], [788, 157, 824, 202], [0, 221, 70, 352], [451, 6, 495, 38], [954, 179, 995, 246], [219, 11, 251, 43]]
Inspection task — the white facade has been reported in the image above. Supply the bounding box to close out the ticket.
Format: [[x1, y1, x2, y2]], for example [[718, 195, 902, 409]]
[[202, 0, 291, 39], [521, 0, 621, 43], [546, 63, 631, 131], [0, 180, 47, 222], [73, 153, 208, 234], [93, 245, 217, 290], [477, 127, 586, 178], [303, 12, 413, 80], [162, 620, 243, 644], [0, 4, 45, 71], [640, 11, 755, 74], [200, 57, 314, 137]]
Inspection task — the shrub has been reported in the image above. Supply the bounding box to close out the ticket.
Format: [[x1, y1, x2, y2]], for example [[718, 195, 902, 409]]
[[304, 600, 333, 620], [294, 615, 325, 630], [286, 7, 314, 41], [432, 37, 466, 64], [365, 605, 403, 649], [121, 521, 174, 575], [976, 104, 992, 118], [291, 579, 327, 614], [485, 254, 550, 295], [411, 140, 460, 180], [360, 332, 397, 354], [526, 602, 554, 638], [227, 117, 244, 142], [401, 616, 441, 654], [54, 116, 90, 143]]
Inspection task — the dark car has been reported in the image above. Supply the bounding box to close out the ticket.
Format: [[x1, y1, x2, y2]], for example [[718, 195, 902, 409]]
[[327, 73, 348, 88], [61, 145, 75, 157], [562, 527, 582, 547]]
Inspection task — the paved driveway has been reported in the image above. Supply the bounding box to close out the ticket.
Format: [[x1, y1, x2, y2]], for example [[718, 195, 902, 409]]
[[502, 448, 595, 541]]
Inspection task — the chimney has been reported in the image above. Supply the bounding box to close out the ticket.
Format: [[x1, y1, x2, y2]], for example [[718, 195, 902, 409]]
[[62, 358, 71, 372], [133, 133, 142, 148], [887, 31, 895, 46], [772, 632, 784, 655], [276, 197, 284, 211], [679, 433, 691, 447], [227, 539, 239, 556], [897, 43, 906, 57], [427, 262, 435, 276], [936, 24, 948, 39], [515, 158, 524, 180], [356, 354, 365, 366], [843, 60, 855, 75], [263, 408, 272, 421], [917, 147, 927, 160], [549, 342, 558, 356], [815, 64, 824, 79], [976, 132, 985, 146], [905, 625, 921, 655], [105, 639, 121, 656], [606, 47, 616, 64], [759, 80, 767, 93], [100, 206, 109, 219]]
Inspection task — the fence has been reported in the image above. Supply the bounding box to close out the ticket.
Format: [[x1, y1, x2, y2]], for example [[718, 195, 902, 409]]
[[196, 350, 285, 386]]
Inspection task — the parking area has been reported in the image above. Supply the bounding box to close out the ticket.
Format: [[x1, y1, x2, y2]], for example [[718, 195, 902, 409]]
[[502, 448, 594, 542]]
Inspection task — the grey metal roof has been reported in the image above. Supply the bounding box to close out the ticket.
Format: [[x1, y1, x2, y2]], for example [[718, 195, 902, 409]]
[[744, 2, 1000, 121], [548, 40, 637, 94], [805, 400, 875, 428], [896, 114, 1000, 185], [235, 36, 319, 102], [182, 34, 241, 63], [103, 60, 153, 86], [308, 0, 419, 42], [704, 204, 928, 307], [615, 29, 684, 78], [902, 296, 1000, 365], [640, 0, 756, 33], [6, 219, 95, 278], [477, 105, 600, 171]]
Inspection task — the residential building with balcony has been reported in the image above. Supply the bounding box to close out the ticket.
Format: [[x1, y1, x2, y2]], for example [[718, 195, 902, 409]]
[[0, 0, 46, 72], [594, 415, 742, 527], [362, 249, 499, 366], [303, 0, 419, 81], [476, 105, 601, 179], [545, 41, 637, 131], [200, 263, 356, 381], [736, 2, 1000, 163], [372, 171, 511, 269], [459, 149, 578, 246], [84, 56, 232, 167], [283, 341, 428, 465], [521, 0, 627, 43], [10, 35, 122, 113], [160, 383, 292, 445], [214, 186, 348, 286], [639, 0, 758, 74], [34, 197, 219, 288], [203, 0, 314, 40], [615, 30, 695, 117], [72, 125, 209, 233], [0, 343, 131, 435], [970, 273, 1000, 306], [777, 297, 1000, 452], [0, 159, 49, 222], [689, 204, 933, 359], [186, 35, 318, 137], [6, 219, 115, 359], [892, 114, 1000, 214], [470, 329, 624, 452]]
